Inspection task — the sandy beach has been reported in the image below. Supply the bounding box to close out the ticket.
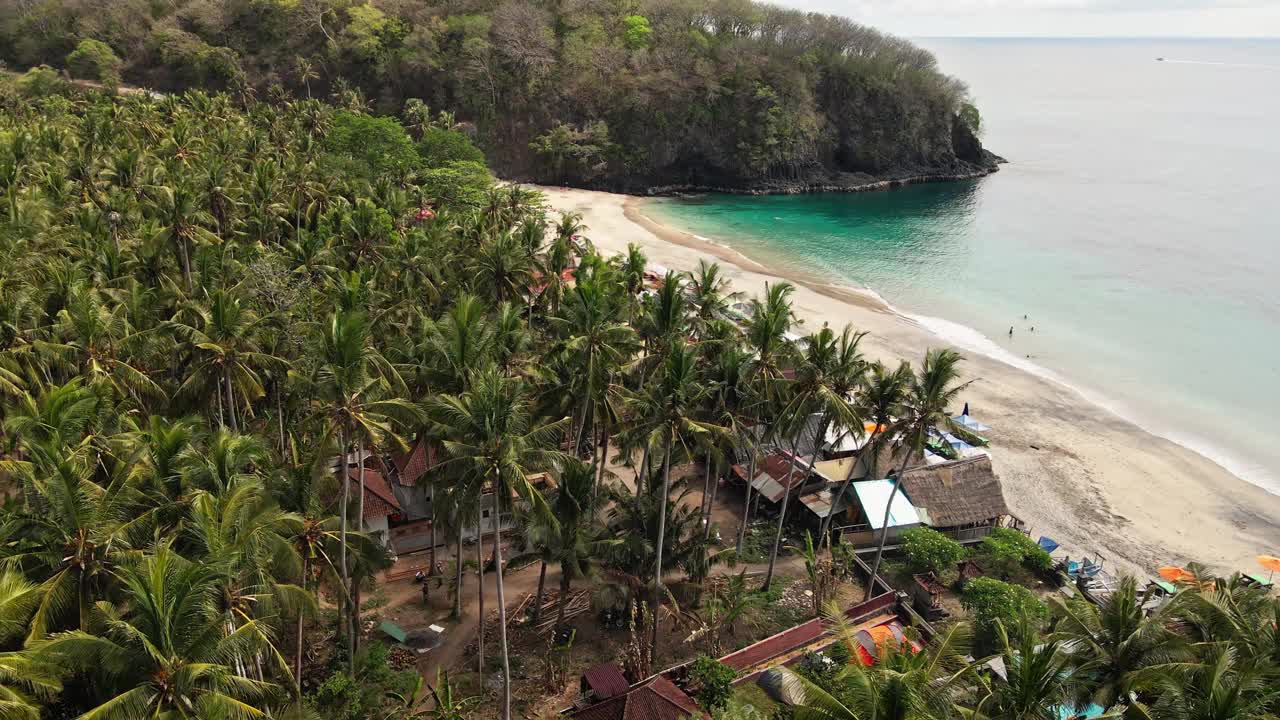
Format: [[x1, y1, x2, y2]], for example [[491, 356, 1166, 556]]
[[539, 186, 1280, 578]]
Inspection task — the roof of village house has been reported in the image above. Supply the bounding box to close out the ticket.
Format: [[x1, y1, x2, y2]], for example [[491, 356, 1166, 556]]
[[582, 662, 630, 700], [391, 436, 436, 487], [347, 470, 402, 520], [731, 452, 807, 503], [569, 675, 706, 720], [898, 455, 1009, 528]]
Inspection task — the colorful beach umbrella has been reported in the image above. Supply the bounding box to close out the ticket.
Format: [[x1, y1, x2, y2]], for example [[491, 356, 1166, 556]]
[[1258, 554, 1280, 581], [1158, 566, 1194, 583]]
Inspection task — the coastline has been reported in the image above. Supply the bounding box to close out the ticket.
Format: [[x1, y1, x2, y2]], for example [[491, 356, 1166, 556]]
[[540, 185, 1280, 578]]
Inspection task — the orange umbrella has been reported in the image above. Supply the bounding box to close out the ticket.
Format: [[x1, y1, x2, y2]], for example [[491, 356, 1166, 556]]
[[1258, 555, 1280, 581], [1159, 566, 1193, 583]]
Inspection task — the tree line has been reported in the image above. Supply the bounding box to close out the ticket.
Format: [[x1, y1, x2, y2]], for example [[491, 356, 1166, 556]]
[[0, 0, 994, 192]]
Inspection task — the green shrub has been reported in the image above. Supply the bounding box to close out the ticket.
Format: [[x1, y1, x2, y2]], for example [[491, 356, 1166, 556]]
[[324, 110, 419, 179], [977, 528, 1052, 577], [901, 526, 966, 575], [66, 39, 123, 87], [17, 66, 68, 98], [418, 126, 484, 167], [961, 577, 1046, 650], [689, 655, 736, 713]]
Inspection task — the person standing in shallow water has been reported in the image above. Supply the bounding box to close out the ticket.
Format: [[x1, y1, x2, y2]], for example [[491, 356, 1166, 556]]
[[1009, 326, 1014, 338]]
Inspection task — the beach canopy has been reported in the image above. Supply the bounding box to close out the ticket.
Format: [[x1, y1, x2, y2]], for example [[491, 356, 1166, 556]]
[[1257, 555, 1280, 573], [1158, 566, 1194, 583], [952, 414, 992, 433]]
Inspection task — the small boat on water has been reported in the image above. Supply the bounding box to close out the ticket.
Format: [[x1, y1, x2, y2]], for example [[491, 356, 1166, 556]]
[[1156, 57, 1165, 61]]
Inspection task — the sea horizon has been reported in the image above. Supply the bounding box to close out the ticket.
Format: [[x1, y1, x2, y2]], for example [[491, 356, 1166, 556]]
[[644, 37, 1280, 498]]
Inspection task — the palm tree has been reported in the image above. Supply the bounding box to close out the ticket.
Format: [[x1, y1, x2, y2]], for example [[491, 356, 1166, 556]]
[[865, 348, 970, 601], [167, 289, 287, 432], [310, 308, 417, 664], [1050, 577, 1186, 710], [549, 258, 637, 465], [773, 618, 975, 720], [1139, 645, 1278, 720], [763, 325, 864, 591], [0, 441, 131, 639], [0, 569, 61, 718], [428, 366, 568, 720], [522, 460, 604, 631], [35, 548, 286, 719], [965, 619, 1081, 720], [686, 260, 739, 336], [624, 339, 722, 662], [818, 361, 911, 542], [737, 282, 797, 553]]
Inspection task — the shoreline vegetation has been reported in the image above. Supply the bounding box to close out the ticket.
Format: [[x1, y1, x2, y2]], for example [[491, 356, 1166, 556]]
[[1, 0, 999, 195], [542, 186, 1280, 579]]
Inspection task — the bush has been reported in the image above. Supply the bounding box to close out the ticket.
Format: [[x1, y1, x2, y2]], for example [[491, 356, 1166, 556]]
[[418, 126, 484, 167], [17, 66, 68, 99], [324, 110, 419, 179], [977, 528, 1052, 578], [689, 655, 736, 713], [961, 577, 1047, 651], [901, 527, 966, 575], [66, 39, 123, 88]]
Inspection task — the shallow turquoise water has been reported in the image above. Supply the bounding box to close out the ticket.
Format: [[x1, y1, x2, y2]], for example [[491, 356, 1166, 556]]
[[647, 39, 1280, 494]]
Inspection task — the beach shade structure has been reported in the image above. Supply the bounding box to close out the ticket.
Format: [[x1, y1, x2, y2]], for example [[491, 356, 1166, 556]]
[[1257, 554, 1280, 582], [952, 414, 992, 433], [1037, 536, 1060, 554], [1158, 566, 1195, 584], [852, 622, 915, 666]]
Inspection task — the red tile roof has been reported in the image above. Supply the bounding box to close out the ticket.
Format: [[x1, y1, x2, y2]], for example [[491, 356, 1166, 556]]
[[717, 592, 900, 676], [391, 437, 436, 487], [349, 469, 402, 520], [570, 675, 707, 720], [582, 663, 630, 700]]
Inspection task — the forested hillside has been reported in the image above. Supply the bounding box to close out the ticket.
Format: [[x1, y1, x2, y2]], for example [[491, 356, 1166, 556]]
[[0, 0, 998, 193]]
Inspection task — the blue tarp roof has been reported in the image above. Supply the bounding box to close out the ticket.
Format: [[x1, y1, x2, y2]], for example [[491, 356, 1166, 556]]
[[953, 414, 992, 433], [1055, 704, 1107, 720], [852, 479, 921, 529]]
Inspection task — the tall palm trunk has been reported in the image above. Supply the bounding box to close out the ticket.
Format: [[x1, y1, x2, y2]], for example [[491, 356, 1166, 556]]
[[338, 424, 351, 672], [704, 458, 720, 541], [650, 439, 673, 662], [593, 420, 610, 505], [223, 363, 238, 432], [554, 566, 572, 631], [452, 523, 463, 619], [492, 484, 513, 720], [276, 381, 286, 455], [763, 435, 805, 591], [356, 439, 366, 530], [864, 439, 916, 601], [532, 559, 548, 626], [736, 447, 758, 553], [818, 440, 870, 543], [635, 444, 649, 498], [476, 517, 485, 675], [295, 553, 310, 688]]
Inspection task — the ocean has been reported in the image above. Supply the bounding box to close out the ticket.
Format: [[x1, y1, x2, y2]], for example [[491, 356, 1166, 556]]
[[644, 38, 1280, 496]]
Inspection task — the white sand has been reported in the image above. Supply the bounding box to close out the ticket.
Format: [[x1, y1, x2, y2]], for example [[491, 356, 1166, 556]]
[[540, 186, 1280, 578]]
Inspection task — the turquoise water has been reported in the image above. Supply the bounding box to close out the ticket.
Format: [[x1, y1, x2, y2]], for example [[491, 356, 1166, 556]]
[[646, 39, 1280, 495]]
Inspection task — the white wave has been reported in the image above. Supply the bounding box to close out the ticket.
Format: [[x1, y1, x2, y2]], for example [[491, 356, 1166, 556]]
[[903, 311, 1280, 496], [1160, 59, 1280, 70]]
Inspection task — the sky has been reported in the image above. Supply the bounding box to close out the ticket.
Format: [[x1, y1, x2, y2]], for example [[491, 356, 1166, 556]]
[[770, 0, 1280, 37]]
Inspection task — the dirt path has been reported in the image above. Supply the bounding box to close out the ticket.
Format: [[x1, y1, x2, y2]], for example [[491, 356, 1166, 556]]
[[375, 448, 810, 693]]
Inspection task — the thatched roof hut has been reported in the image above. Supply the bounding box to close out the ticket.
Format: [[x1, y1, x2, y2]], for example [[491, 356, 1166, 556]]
[[898, 455, 1010, 530]]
